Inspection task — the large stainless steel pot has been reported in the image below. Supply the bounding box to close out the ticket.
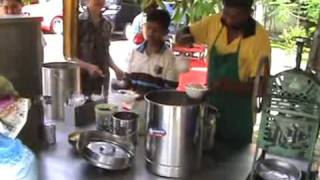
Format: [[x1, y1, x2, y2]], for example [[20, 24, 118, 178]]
[[42, 62, 80, 121], [144, 90, 217, 178]]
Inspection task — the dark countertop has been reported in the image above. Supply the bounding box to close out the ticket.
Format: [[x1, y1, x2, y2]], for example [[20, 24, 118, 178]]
[[35, 121, 254, 180]]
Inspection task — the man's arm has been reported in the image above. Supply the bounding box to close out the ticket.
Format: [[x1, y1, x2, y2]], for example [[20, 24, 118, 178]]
[[175, 15, 212, 46], [74, 58, 104, 77], [107, 52, 124, 80]]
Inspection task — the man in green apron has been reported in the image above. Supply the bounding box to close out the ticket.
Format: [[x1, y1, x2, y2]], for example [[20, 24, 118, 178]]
[[176, 0, 271, 146]]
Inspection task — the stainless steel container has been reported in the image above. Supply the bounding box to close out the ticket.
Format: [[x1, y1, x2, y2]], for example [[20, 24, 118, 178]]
[[145, 90, 211, 178], [0, 16, 43, 150], [111, 112, 138, 135], [110, 111, 138, 145], [42, 62, 80, 121], [43, 123, 56, 145]]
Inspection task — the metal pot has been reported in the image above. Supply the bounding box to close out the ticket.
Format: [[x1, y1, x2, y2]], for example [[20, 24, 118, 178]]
[[110, 111, 138, 145], [42, 62, 80, 121], [110, 112, 138, 135], [144, 90, 217, 178], [77, 130, 135, 170], [254, 159, 302, 180]]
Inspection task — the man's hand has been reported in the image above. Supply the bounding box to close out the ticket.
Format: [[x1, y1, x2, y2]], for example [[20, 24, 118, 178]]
[[114, 68, 124, 80], [87, 64, 104, 77], [175, 27, 195, 47], [175, 34, 194, 47]]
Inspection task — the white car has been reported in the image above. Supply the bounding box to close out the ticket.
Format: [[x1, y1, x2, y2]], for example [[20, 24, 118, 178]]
[[22, 0, 63, 34]]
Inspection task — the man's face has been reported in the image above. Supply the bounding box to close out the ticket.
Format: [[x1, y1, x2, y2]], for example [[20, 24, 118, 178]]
[[143, 21, 166, 44], [1, 0, 22, 15], [221, 6, 251, 30]]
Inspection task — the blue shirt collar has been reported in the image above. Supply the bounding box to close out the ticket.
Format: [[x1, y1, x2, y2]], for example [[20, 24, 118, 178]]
[[136, 41, 168, 54]]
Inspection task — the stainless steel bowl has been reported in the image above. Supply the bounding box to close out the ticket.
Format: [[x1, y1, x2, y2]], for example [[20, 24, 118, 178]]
[[68, 131, 81, 147], [255, 159, 301, 180], [77, 130, 135, 170]]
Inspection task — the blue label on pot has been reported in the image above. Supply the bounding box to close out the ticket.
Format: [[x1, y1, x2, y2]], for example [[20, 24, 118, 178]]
[[149, 128, 166, 137]]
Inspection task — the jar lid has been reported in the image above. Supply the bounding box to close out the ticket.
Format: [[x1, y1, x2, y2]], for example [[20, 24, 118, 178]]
[[95, 103, 118, 113]]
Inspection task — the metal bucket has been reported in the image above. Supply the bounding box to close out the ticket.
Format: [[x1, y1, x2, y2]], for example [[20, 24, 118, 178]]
[[144, 90, 216, 178], [42, 62, 80, 121]]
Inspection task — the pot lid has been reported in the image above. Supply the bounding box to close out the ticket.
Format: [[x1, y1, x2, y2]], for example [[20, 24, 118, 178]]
[[77, 131, 134, 170], [82, 141, 134, 170]]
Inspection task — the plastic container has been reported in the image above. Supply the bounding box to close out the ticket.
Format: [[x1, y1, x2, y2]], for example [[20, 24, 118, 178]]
[[0, 134, 38, 180], [95, 103, 118, 131]]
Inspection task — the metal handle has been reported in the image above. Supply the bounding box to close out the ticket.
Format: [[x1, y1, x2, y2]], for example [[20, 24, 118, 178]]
[[307, 25, 320, 73], [201, 103, 218, 152], [194, 104, 204, 169], [252, 57, 270, 114], [41, 95, 52, 105], [295, 37, 309, 70]]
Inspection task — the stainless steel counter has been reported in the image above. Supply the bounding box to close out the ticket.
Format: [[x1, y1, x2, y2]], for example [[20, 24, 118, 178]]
[[36, 121, 254, 180]]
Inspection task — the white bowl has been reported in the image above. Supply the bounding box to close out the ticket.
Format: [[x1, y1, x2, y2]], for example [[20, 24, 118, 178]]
[[185, 84, 208, 100], [175, 55, 190, 73], [115, 90, 139, 104]]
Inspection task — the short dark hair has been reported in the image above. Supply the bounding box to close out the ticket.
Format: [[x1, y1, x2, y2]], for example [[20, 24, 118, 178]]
[[223, 0, 253, 9], [146, 9, 171, 30], [0, 0, 22, 5]]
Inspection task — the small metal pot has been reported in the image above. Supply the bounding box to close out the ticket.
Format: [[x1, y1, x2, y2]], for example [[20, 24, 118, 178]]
[[109, 111, 138, 145], [110, 111, 138, 136]]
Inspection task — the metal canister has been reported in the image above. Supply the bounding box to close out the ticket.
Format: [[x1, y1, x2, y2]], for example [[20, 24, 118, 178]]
[[144, 90, 217, 178], [43, 122, 56, 145], [110, 111, 138, 145], [42, 62, 80, 121]]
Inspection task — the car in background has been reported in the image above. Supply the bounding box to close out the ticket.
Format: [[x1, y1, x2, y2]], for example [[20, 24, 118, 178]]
[[22, 0, 63, 34], [80, 0, 141, 38], [22, 0, 141, 36]]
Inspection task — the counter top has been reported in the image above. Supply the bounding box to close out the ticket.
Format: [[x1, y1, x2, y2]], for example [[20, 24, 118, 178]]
[[34, 121, 254, 180]]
